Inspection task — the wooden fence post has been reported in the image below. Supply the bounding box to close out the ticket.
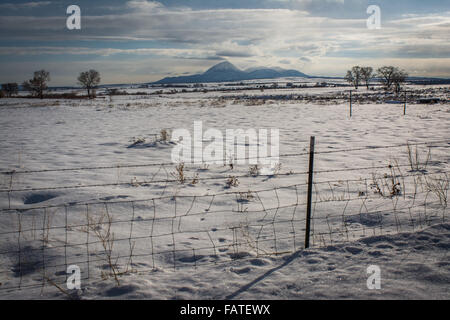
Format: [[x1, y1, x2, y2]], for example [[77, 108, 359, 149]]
[[350, 90, 353, 117], [305, 136, 315, 249], [404, 90, 407, 116]]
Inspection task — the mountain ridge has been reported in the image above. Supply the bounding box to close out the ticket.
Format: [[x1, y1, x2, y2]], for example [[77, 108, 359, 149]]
[[154, 61, 310, 84]]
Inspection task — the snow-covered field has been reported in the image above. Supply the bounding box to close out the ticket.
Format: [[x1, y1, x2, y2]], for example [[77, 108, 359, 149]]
[[0, 84, 448, 299]]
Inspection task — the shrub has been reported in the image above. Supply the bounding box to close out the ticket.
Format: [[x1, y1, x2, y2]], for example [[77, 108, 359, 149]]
[[226, 176, 239, 188], [160, 129, 170, 142], [249, 165, 261, 177], [172, 163, 186, 184]]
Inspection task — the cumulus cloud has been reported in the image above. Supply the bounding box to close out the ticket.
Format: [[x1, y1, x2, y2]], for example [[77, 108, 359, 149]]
[[126, 1, 166, 12]]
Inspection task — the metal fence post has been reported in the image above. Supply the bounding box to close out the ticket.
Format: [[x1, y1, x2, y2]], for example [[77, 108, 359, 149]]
[[305, 136, 315, 249]]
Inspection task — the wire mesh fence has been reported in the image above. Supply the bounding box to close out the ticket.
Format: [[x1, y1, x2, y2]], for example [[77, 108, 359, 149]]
[[0, 139, 448, 294]]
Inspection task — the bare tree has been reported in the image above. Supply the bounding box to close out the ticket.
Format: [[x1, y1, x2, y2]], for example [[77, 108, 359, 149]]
[[78, 70, 101, 99], [344, 66, 362, 89], [344, 70, 354, 87], [1, 83, 18, 97], [377, 66, 408, 93], [376, 66, 397, 91], [360, 67, 374, 89], [393, 69, 408, 93], [22, 70, 50, 99]]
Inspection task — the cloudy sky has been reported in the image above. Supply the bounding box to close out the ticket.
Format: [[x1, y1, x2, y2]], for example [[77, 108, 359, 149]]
[[0, 0, 449, 86]]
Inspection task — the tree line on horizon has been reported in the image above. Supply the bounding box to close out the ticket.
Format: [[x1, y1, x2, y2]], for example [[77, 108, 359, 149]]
[[0, 69, 101, 99], [1, 65, 409, 99], [345, 65, 408, 93]]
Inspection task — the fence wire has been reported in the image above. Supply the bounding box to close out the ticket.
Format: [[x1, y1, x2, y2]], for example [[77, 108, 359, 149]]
[[0, 140, 448, 294]]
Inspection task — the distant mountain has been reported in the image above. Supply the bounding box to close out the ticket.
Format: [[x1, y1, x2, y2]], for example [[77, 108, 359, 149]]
[[154, 61, 310, 84]]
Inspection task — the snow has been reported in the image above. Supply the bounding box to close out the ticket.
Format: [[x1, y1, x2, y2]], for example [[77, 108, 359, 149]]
[[0, 84, 448, 299], [90, 223, 448, 300], [1, 223, 449, 300]]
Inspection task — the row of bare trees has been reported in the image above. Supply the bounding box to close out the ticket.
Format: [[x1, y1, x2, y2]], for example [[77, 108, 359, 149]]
[[345, 66, 374, 90], [1, 83, 19, 98], [345, 66, 408, 93], [1, 69, 101, 99]]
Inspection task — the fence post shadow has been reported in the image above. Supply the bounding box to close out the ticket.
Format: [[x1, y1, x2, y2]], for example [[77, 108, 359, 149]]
[[224, 250, 304, 300]]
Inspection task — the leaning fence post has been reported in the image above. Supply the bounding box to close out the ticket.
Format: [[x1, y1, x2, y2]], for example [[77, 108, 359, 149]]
[[305, 136, 315, 249]]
